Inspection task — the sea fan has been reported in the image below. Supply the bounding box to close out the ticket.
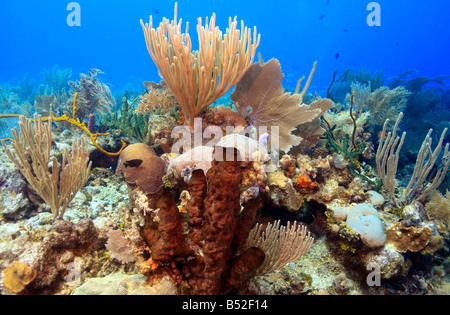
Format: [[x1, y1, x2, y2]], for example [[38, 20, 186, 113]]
[[106, 229, 136, 264], [231, 58, 332, 153]]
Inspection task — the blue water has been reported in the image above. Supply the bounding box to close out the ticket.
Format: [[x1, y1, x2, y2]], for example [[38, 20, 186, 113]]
[[1, 0, 449, 93]]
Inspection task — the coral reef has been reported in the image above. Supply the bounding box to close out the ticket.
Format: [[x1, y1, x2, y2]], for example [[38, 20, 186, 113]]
[[386, 223, 432, 253], [0, 3, 449, 299], [425, 191, 450, 228], [141, 3, 260, 128], [66, 69, 115, 121], [231, 58, 333, 153], [116, 143, 167, 195], [2, 115, 92, 218]]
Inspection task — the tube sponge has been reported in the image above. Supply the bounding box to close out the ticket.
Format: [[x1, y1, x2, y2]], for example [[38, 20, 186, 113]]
[[346, 204, 386, 249]]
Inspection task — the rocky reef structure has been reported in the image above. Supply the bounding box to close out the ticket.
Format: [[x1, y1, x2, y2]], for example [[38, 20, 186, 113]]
[[121, 143, 314, 295]]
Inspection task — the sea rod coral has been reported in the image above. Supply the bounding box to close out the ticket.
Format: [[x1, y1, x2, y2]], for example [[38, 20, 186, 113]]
[[1, 114, 91, 218], [140, 2, 260, 128]]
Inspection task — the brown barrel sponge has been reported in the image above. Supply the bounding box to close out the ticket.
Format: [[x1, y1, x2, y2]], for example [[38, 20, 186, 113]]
[[117, 143, 167, 194]]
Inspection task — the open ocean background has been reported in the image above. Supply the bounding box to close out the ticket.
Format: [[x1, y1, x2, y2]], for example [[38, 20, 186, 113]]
[[1, 0, 449, 94]]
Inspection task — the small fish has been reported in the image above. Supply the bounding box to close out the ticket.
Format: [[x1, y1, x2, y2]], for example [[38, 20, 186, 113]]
[[335, 53, 340, 59], [378, 131, 387, 140], [425, 163, 438, 184], [123, 159, 143, 168], [319, 15, 325, 20], [152, 9, 160, 14], [326, 0, 330, 4], [343, 28, 348, 32], [93, 167, 112, 174]]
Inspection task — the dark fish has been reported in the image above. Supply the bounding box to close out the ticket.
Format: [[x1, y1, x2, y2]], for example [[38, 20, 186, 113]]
[[319, 15, 325, 20], [123, 159, 143, 168], [152, 9, 160, 14], [425, 163, 438, 184], [326, 1, 330, 4], [335, 53, 339, 59], [343, 28, 348, 32]]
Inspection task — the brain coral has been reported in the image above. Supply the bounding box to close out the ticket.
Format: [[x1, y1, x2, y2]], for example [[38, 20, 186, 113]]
[[117, 143, 167, 194], [346, 203, 386, 249]]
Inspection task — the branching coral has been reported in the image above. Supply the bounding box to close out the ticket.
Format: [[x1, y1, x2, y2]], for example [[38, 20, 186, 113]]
[[375, 113, 406, 206], [1, 114, 92, 218], [376, 112, 450, 205], [1, 93, 127, 156], [403, 127, 450, 204], [140, 2, 260, 128]]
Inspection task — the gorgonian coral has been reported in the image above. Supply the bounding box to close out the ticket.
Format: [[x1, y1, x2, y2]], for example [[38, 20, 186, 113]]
[[231, 58, 333, 153]]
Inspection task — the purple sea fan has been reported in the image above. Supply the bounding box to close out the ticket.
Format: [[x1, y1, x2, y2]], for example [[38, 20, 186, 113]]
[[106, 229, 136, 264]]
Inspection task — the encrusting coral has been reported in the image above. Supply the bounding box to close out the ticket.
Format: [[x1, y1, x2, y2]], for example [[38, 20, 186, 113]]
[[385, 223, 432, 253], [3, 261, 37, 293]]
